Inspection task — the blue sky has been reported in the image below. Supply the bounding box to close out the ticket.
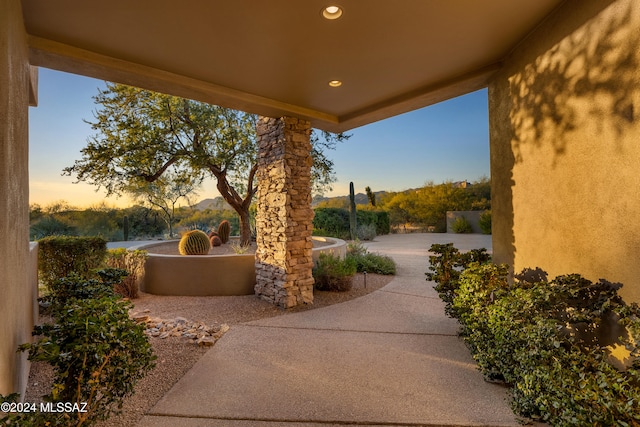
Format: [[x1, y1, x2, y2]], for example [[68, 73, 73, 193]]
[[29, 68, 490, 208]]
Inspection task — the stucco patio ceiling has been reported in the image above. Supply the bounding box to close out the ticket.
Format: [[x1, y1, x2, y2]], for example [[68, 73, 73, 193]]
[[22, 0, 565, 132]]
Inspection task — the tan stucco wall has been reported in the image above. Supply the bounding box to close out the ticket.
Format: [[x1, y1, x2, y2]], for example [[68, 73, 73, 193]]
[[489, 0, 640, 302], [0, 0, 36, 396]]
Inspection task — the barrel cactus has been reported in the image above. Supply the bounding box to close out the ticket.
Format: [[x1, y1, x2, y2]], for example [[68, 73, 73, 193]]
[[178, 230, 211, 255], [210, 235, 222, 247], [218, 220, 231, 244]]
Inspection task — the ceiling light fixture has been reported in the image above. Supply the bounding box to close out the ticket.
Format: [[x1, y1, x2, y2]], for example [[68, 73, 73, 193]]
[[328, 80, 342, 87], [322, 5, 343, 20]]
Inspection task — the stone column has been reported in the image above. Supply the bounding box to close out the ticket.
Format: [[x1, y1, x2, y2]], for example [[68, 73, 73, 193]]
[[254, 116, 315, 308]]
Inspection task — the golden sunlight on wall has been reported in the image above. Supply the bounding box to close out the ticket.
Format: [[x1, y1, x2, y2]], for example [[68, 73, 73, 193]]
[[489, 0, 640, 302]]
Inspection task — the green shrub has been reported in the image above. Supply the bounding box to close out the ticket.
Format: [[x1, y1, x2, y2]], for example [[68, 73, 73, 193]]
[[356, 223, 377, 241], [30, 216, 78, 240], [314, 208, 390, 239], [313, 253, 356, 292], [104, 248, 148, 299], [452, 216, 473, 233], [3, 275, 155, 427], [429, 245, 640, 425], [346, 240, 368, 257], [479, 210, 491, 234], [38, 236, 107, 290], [313, 208, 350, 239], [357, 210, 390, 235], [425, 243, 490, 317], [346, 240, 396, 275], [350, 252, 397, 275]]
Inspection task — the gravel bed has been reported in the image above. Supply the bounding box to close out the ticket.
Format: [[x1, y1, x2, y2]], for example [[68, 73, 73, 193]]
[[23, 272, 393, 427]]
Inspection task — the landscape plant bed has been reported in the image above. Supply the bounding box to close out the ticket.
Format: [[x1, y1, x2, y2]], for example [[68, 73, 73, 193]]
[[427, 243, 640, 426], [23, 272, 392, 427], [138, 237, 344, 297]]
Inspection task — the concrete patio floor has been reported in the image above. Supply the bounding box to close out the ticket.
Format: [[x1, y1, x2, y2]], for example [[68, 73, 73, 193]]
[[136, 233, 523, 427]]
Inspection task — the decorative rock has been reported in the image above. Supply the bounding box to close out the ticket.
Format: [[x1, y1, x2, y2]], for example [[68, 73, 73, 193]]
[[130, 311, 229, 346], [197, 337, 217, 347]]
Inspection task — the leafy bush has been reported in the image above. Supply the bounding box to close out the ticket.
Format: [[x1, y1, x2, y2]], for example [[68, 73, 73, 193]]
[[313, 208, 390, 239], [38, 236, 107, 291], [428, 244, 640, 425], [356, 223, 377, 241], [346, 240, 396, 275], [357, 210, 390, 235], [30, 216, 78, 240], [451, 216, 472, 233], [346, 240, 368, 257], [313, 208, 351, 239], [479, 210, 491, 234], [104, 248, 148, 298], [313, 253, 357, 292], [2, 274, 155, 427], [350, 252, 396, 275], [425, 243, 490, 317]]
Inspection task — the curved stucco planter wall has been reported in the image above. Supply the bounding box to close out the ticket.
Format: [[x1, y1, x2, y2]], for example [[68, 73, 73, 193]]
[[138, 236, 346, 296]]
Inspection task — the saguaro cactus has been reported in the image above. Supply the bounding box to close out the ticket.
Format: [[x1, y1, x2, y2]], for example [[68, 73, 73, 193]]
[[349, 182, 357, 240]]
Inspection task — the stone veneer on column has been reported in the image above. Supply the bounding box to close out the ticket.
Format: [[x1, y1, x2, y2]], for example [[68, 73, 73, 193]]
[[254, 116, 315, 308]]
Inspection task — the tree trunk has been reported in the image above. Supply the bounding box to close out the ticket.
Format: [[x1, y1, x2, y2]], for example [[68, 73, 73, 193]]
[[238, 209, 252, 246], [212, 170, 255, 246]]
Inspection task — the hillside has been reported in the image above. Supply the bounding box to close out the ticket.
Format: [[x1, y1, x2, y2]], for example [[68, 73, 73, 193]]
[[191, 197, 234, 211]]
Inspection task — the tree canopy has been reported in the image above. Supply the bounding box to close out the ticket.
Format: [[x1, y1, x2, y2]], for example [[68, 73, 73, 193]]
[[64, 83, 348, 244]]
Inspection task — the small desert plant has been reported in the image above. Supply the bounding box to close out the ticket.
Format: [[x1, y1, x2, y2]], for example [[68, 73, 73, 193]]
[[104, 248, 148, 298], [210, 235, 222, 247], [179, 230, 211, 255], [346, 240, 396, 275], [346, 240, 367, 257], [479, 210, 491, 234], [217, 220, 231, 244], [313, 253, 356, 292], [230, 240, 251, 254], [356, 223, 377, 241], [2, 274, 155, 427], [452, 216, 473, 233], [349, 252, 396, 275]]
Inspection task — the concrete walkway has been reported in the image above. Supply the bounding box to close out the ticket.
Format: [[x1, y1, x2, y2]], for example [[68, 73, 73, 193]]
[[137, 233, 520, 427]]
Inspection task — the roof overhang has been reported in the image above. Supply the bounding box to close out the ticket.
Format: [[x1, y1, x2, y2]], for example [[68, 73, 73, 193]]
[[21, 0, 565, 132]]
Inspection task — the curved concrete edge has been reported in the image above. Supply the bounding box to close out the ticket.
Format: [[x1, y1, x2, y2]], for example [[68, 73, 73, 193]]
[[134, 236, 347, 296], [311, 236, 347, 263], [142, 252, 256, 296]]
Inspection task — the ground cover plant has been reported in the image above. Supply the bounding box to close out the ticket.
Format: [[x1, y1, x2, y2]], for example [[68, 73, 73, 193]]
[[426, 243, 640, 426], [104, 248, 148, 298], [1, 272, 155, 427], [347, 240, 396, 275], [313, 253, 357, 292]]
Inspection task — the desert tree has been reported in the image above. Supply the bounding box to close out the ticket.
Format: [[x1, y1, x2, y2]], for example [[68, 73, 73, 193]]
[[64, 83, 348, 244]]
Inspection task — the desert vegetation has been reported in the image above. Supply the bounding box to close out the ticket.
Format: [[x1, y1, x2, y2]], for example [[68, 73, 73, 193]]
[[427, 243, 640, 425]]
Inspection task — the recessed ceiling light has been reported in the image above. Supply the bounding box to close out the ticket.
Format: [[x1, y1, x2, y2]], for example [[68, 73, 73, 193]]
[[328, 80, 342, 87], [322, 5, 343, 20]]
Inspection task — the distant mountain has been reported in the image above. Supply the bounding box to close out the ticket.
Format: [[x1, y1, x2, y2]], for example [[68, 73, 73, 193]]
[[191, 197, 234, 211], [192, 191, 388, 211]]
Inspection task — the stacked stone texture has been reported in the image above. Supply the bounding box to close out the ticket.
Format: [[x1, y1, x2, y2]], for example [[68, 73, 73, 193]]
[[254, 116, 315, 308]]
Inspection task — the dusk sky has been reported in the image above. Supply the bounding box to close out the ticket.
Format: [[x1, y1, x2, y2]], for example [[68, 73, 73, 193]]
[[29, 68, 490, 208]]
